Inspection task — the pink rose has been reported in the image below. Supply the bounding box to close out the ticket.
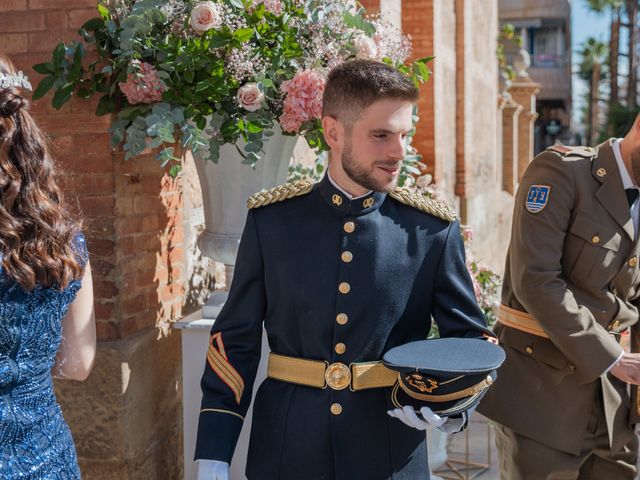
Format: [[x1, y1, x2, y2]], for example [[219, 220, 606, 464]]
[[237, 82, 265, 112], [190, 1, 222, 34], [278, 70, 325, 133], [118, 60, 166, 105]]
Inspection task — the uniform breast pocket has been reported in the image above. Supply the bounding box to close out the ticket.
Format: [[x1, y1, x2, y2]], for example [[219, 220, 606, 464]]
[[566, 214, 621, 287]]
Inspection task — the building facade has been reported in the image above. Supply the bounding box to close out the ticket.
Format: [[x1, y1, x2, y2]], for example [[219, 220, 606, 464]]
[[500, 0, 574, 153]]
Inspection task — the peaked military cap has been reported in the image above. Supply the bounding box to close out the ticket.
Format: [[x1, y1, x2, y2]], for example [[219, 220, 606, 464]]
[[383, 338, 505, 417]]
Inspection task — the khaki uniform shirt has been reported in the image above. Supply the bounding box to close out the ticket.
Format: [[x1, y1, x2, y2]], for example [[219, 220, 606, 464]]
[[478, 139, 640, 455]]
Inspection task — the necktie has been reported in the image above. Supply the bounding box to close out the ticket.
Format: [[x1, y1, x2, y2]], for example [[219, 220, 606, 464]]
[[626, 188, 639, 207]]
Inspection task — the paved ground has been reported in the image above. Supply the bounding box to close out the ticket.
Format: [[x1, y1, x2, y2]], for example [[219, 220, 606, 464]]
[[431, 413, 499, 480]]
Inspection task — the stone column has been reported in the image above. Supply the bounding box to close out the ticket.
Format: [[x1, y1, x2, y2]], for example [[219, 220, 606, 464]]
[[500, 92, 523, 195], [508, 76, 540, 182]]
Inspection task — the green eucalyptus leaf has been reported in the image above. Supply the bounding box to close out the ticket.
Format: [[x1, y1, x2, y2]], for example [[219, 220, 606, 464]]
[[52, 43, 66, 68], [96, 95, 115, 116], [32, 75, 56, 100], [52, 83, 74, 109], [33, 62, 55, 75]]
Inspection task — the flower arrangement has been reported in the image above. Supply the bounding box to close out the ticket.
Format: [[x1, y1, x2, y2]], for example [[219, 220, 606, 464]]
[[33, 0, 432, 175]]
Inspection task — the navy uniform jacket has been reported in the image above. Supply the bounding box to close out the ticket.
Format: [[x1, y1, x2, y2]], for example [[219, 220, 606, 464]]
[[195, 174, 490, 480]]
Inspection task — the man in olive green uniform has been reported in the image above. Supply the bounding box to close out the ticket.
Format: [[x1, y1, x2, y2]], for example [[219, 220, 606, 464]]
[[478, 115, 640, 479]]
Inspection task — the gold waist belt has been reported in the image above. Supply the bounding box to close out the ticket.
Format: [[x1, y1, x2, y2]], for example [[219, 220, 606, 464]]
[[498, 304, 549, 338], [267, 353, 397, 391]]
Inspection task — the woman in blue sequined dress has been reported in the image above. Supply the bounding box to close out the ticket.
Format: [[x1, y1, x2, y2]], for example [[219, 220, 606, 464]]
[[0, 55, 96, 479]]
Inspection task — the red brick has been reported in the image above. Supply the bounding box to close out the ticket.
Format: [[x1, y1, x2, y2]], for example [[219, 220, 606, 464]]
[[162, 284, 185, 301], [96, 320, 120, 341], [45, 10, 68, 29], [81, 195, 114, 216], [0, 34, 29, 54], [152, 266, 169, 285], [73, 174, 114, 195], [118, 232, 161, 256], [68, 7, 98, 29], [118, 252, 157, 276], [70, 133, 111, 156], [121, 311, 156, 337], [94, 301, 114, 321], [0, 0, 27, 11], [132, 196, 164, 215], [115, 215, 163, 237], [168, 247, 184, 265], [29, 30, 79, 53], [70, 91, 102, 114], [28, 0, 98, 8], [119, 174, 167, 195], [160, 192, 182, 211], [86, 216, 115, 236], [36, 114, 111, 135], [94, 279, 118, 299], [0, 11, 45, 32], [121, 291, 157, 317], [56, 153, 110, 174], [114, 197, 133, 217], [85, 237, 115, 257], [89, 258, 115, 278], [120, 268, 157, 292], [49, 135, 73, 155]]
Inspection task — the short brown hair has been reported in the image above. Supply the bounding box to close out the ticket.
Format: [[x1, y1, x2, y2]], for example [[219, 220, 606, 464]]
[[322, 60, 419, 126]]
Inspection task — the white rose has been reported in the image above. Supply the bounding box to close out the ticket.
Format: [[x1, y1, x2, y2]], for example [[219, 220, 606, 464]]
[[190, 1, 222, 34], [237, 82, 265, 112], [354, 34, 379, 60]]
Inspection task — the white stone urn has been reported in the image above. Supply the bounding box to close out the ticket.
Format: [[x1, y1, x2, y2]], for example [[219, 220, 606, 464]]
[[193, 127, 298, 316]]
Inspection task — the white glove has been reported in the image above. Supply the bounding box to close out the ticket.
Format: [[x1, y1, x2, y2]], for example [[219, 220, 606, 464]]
[[196, 459, 230, 480], [387, 405, 467, 434]]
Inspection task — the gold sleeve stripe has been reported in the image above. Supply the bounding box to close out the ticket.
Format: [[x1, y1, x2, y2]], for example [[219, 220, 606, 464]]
[[209, 334, 245, 391], [207, 333, 245, 404], [207, 350, 244, 403], [200, 408, 245, 421]]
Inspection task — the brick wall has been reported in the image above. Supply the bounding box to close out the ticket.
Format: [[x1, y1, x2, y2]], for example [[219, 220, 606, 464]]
[[4, 1, 186, 477]]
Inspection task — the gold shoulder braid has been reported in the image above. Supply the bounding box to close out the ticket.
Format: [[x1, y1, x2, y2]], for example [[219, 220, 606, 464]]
[[247, 180, 314, 209], [389, 187, 457, 222]]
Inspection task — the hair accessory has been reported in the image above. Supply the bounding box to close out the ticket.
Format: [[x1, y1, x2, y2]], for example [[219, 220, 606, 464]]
[[0, 71, 32, 91]]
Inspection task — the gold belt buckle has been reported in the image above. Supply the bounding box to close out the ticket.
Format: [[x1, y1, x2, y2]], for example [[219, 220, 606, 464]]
[[324, 362, 351, 390]]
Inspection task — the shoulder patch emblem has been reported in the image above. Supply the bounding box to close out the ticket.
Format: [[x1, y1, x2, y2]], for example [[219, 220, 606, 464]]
[[525, 185, 551, 213], [247, 180, 314, 209], [389, 187, 457, 222]]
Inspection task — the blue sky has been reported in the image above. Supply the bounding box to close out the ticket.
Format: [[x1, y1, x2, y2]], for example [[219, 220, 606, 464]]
[[571, 0, 628, 127]]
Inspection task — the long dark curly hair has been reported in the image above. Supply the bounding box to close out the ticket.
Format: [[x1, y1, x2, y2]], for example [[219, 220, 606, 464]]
[[0, 55, 84, 291]]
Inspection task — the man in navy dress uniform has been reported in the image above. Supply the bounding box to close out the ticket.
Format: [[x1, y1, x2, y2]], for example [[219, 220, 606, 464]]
[[195, 59, 493, 480]]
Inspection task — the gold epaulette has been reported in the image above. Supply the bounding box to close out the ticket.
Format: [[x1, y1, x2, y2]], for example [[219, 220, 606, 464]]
[[547, 144, 595, 158], [389, 187, 457, 222], [247, 180, 314, 209]]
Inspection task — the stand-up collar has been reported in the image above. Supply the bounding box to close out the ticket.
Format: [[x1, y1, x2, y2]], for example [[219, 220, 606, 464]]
[[318, 174, 386, 216]]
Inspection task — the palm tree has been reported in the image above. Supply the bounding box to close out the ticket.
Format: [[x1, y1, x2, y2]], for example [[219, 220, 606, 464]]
[[579, 38, 608, 144], [587, 0, 624, 108]]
